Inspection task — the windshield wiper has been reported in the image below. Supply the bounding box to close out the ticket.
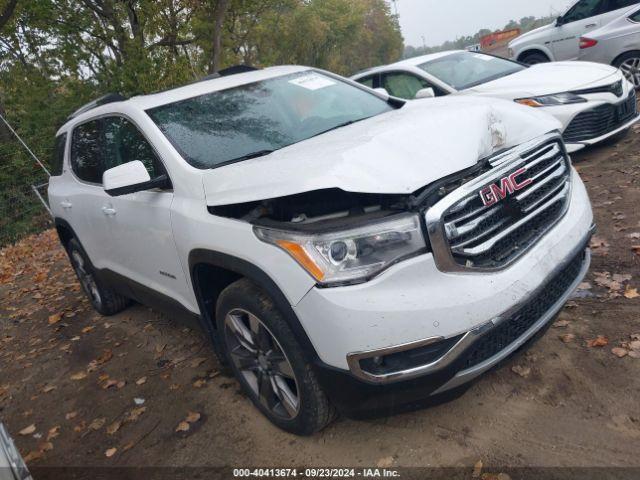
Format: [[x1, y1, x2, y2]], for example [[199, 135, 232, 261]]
[[228, 149, 276, 163], [311, 117, 370, 138]]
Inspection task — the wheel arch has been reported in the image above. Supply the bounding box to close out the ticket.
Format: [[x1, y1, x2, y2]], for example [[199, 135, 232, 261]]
[[189, 249, 320, 363], [517, 47, 552, 63], [612, 49, 640, 66], [54, 217, 77, 249]]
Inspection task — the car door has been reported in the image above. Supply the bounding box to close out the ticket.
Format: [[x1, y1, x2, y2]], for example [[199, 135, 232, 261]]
[[553, 0, 607, 60], [65, 119, 115, 269], [100, 115, 194, 310]]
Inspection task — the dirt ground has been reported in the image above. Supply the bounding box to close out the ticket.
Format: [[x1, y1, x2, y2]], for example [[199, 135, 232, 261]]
[[1, 125, 640, 478]]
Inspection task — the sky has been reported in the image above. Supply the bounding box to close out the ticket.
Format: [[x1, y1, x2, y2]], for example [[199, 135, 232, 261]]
[[393, 0, 576, 47]]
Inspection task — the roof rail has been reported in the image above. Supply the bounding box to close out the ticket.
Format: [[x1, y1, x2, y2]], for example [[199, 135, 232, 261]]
[[68, 93, 127, 120], [199, 65, 259, 82]]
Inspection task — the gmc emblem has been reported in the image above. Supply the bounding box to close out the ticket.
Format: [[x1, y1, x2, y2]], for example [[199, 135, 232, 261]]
[[479, 168, 533, 207]]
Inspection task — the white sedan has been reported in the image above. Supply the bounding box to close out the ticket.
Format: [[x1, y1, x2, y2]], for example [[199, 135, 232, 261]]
[[351, 50, 639, 152]]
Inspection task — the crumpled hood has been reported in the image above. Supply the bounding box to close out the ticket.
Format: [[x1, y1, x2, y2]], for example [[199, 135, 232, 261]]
[[203, 96, 560, 206], [464, 62, 619, 99]]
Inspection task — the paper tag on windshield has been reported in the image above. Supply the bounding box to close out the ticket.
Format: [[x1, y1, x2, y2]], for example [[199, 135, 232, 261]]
[[289, 73, 336, 90], [473, 54, 493, 61]]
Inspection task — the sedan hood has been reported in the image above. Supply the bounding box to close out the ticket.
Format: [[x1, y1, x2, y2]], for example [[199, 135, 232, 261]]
[[465, 61, 620, 98], [203, 97, 560, 206]]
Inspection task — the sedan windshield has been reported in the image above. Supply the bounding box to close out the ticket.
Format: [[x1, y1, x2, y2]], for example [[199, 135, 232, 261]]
[[147, 71, 394, 169], [419, 52, 526, 90]]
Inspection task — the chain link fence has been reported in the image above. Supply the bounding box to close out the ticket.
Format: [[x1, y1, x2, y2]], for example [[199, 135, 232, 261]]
[[0, 131, 52, 247]]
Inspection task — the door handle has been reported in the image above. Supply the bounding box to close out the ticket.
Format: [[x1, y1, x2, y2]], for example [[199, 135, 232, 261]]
[[60, 200, 72, 210], [101, 206, 117, 216], [586, 23, 597, 28]]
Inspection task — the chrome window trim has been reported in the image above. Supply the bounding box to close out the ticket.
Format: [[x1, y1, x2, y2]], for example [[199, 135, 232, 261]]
[[425, 132, 572, 274]]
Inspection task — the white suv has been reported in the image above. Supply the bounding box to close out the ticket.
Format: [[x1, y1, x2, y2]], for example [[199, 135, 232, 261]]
[[509, 0, 639, 64], [48, 66, 595, 435]]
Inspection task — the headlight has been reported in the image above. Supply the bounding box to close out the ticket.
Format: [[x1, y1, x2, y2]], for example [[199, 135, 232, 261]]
[[254, 214, 427, 286], [515, 93, 587, 107]]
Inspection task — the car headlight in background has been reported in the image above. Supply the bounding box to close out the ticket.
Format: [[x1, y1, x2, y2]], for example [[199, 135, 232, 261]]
[[515, 93, 587, 107], [254, 214, 427, 286]]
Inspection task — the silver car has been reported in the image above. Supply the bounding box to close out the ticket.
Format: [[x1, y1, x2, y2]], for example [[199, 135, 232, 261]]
[[579, 5, 640, 88], [0, 424, 32, 480]]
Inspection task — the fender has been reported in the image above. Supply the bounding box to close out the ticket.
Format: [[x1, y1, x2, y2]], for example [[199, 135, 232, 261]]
[[189, 249, 321, 363]]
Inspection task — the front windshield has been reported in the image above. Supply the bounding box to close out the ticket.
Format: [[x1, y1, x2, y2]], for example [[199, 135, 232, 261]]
[[147, 71, 393, 169], [418, 52, 526, 90]]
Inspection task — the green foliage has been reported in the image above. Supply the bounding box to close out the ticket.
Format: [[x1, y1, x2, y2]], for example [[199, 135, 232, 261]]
[[0, 0, 402, 244]]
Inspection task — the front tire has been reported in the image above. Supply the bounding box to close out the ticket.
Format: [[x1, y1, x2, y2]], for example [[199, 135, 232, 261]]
[[520, 51, 550, 65], [216, 278, 334, 435], [66, 238, 130, 316], [613, 51, 640, 90]]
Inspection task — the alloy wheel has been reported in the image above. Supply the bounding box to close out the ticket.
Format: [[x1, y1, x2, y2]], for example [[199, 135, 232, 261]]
[[620, 57, 640, 89], [224, 308, 300, 419], [70, 250, 102, 308]]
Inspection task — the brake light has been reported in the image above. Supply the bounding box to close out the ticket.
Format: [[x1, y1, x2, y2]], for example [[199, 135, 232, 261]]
[[580, 37, 598, 49]]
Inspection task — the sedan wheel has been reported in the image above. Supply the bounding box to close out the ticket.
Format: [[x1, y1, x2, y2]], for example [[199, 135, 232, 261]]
[[619, 57, 640, 89], [224, 308, 300, 419]]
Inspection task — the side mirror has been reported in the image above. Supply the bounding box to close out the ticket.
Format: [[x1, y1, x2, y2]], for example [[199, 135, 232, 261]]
[[373, 87, 390, 99], [415, 87, 436, 99], [556, 16, 564, 26], [103, 160, 169, 196]]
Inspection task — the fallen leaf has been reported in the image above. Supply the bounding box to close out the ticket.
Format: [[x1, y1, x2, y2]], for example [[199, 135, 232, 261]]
[[376, 456, 394, 468], [553, 320, 570, 328], [70, 371, 87, 381], [511, 365, 531, 378], [65, 411, 77, 420], [587, 336, 609, 348], [23, 450, 43, 463], [134, 397, 145, 405], [559, 334, 576, 344], [612, 347, 628, 358], [106, 420, 122, 435], [38, 441, 53, 452], [47, 426, 60, 441], [105, 447, 117, 458], [629, 350, 640, 359], [19, 424, 36, 435], [42, 385, 56, 393], [472, 460, 483, 478], [48, 313, 62, 325], [81, 326, 94, 334], [125, 406, 146, 423], [135, 376, 147, 385], [193, 379, 206, 388], [629, 340, 640, 351], [175, 421, 190, 432], [632, 245, 640, 255], [190, 357, 207, 368], [577, 282, 592, 291], [624, 287, 639, 299], [88, 417, 106, 431], [122, 441, 135, 452], [186, 411, 201, 423]]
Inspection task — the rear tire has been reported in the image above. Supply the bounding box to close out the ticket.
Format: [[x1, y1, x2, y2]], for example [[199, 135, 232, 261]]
[[216, 278, 334, 435], [66, 238, 130, 316], [520, 52, 550, 65], [613, 51, 640, 90]]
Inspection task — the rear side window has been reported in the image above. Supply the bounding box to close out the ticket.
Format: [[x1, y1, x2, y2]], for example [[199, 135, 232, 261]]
[[103, 117, 164, 178], [357, 75, 376, 88], [630, 9, 640, 21], [51, 133, 67, 176], [71, 120, 103, 184]]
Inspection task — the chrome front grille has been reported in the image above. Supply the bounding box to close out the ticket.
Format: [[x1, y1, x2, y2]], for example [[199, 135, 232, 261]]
[[426, 134, 572, 271]]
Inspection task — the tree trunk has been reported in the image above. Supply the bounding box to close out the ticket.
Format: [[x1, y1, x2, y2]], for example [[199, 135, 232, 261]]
[[0, 0, 18, 30], [208, 0, 230, 74]]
